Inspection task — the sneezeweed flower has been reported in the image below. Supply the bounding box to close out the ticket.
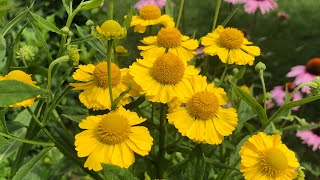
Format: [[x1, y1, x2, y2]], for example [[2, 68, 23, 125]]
[[70, 62, 130, 110], [240, 132, 300, 180], [242, 0, 278, 14], [138, 27, 199, 63], [0, 70, 37, 108], [167, 75, 238, 144], [96, 20, 126, 40], [134, 0, 167, 10], [129, 53, 199, 103], [75, 106, 153, 171], [296, 125, 320, 151], [270, 82, 302, 111], [287, 57, 320, 93], [130, 4, 174, 33], [201, 26, 260, 66]]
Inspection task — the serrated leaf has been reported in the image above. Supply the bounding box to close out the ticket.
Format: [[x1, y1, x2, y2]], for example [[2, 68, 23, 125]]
[[102, 164, 139, 180], [230, 82, 268, 125], [75, 24, 107, 57], [29, 11, 61, 34], [80, 0, 104, 11], [61, 114, 87, 123], [12, 147, 52, 180], [0, 80, 47, 107]]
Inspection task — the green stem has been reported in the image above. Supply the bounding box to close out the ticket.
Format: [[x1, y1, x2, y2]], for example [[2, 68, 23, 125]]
[[288, 82, 313, 101], [259, 70, 267, 112], [203, 56, 209, 77], [0, 132, 54, 146], [109, 0, 114, 20], [217, 64, 228, 87], [47, 55, 69, 102], [157, 104, 167, 179], [106, 40, 115, 104], [212, 0, 222, 31], [176, 0, 185, 28]]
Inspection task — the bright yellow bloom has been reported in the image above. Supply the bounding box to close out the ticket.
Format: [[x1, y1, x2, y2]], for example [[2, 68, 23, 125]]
[[201, 26, 260, 65], [75, 106, 153, 171], [96, 20, 126, 39], [138, 27, 199, 63], [167, 75, 238, 144], [0, 70, 37, 108], [70, 62, 130, 110], [130, 4, 175, 33], [240, 132, 300, 180], [129, 53, 199, 103]]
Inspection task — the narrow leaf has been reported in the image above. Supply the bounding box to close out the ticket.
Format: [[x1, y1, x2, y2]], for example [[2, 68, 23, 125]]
[[12, 147, 52, 180], [61, 114, 87, 123], [0, 136, 10, 148], [222, 4, 239, 26], [0, 36, 6, 67], [204, 157, 238, 171], [230, 82, 268, 124], [124, 95, 145, 110], [0, 80, 47, 107], [1, 8, 29, 36], [111, 88, 130, 110], [29, 11, 61, 34], [165, 0, 172, 17], [0, 108, 8, 133], [123, 7, 133, 30], [80, 0, 104, 11], [62, 0, 70, 14]]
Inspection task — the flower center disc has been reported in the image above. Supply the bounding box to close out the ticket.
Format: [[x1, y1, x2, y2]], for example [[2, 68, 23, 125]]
[[219, 28, 244, 49], [152, 53, 185, 84], [93, 62, 121, 88], [265, 149, 288, 171], [306, 57, 320, 75], [98, 113, 131, 145], [157, 27, 182, 48], [139, 5, 161, 20], [188, 91, 220, 120]]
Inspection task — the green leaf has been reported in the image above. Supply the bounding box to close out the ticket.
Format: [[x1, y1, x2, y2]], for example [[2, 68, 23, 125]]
[[1, 8, 29, 36], [80, 0, 104, 11], [111, 88, 130, 110], [222, 4, 239, 26], [230, 82, 268, 125], [75, 24, 107, 57], [0, 136, 10, 148], [0, 80, 47, 107], [204, 157, 238, 171], [165, 0, 173, 17], [29, 11, 61, 34], [123, 7, 132, 30], [102, 164, 139, 180], [12, 147, 52, 180], [0, 36, 6, 68], [0, 108, 8, 133], [61, 114, 87, 123], [124, 95, 145, 110], [62, 0, 70, 14]]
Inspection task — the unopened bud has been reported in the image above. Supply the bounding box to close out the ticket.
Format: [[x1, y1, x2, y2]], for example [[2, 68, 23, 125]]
[[86, 20, 94, 27], [67, 47, 80, 66], [255, 62, 266, 71], [61, 26, 70, 35]]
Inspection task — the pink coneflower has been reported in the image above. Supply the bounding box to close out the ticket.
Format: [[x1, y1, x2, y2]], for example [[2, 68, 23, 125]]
[[134, 0, 167, 10], [296, 125, 320, 151], [270, 82, 302, 111], [287, 58, 320, 94], [242, 0, 278, 14]]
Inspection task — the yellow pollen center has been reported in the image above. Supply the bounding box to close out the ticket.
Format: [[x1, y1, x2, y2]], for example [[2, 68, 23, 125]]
[[219, 28, 244, 49], [98, 113, 131, 145], [93, 62, 121, 88], [139, 5, 161, 20], [260, 149, 288, 177], [157, 27, 182, 48], [188, 91, 220, 120], [152, 53, 185, 84]]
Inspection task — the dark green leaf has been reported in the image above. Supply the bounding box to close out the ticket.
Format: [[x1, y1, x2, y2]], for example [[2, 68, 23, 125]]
[[222, 4, 239, 26], [0, 108, 8, 133], [29, 11, 61, 34], [75, 24, 107, 57], [0, 80, 47, 107], [30, 20, 53, 62], [124, 95, 145, 110], [111, 88, 130, 110], [12, 147, 52, 180], [1, 7, 30, 36], [0, 36, 6, 67], [230, 82, 268, 125], [61, 114, 87, 123], [102, 164, 139, 180], [123, 7, 132, 30], [204, 157, 238, 171], [0, 136, 10, 148], [80, 0, 104, 11]]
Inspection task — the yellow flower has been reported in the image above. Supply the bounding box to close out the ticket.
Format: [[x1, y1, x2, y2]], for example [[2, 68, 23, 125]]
[[0, 70, 37, 108], [167, 75, 238, 144], [138, 27, 199, 63], [201, 26, 260, 65], [70, 62, 130, 110], [240, 132, 300, 180], [130, 4, 175, 33], [96, 20, 126, 39], [75, 106, 153, 171], [129, 53, 199, 103]]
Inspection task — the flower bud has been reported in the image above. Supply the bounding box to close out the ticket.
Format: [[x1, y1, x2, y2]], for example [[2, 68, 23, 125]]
[[96, 20, 127, 40], [255, 62, 266, 71], [86, 20, 94, 27], [67, 47, 80, 66], [16, 45, 36, 62], [61, 26, 70, 35]]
